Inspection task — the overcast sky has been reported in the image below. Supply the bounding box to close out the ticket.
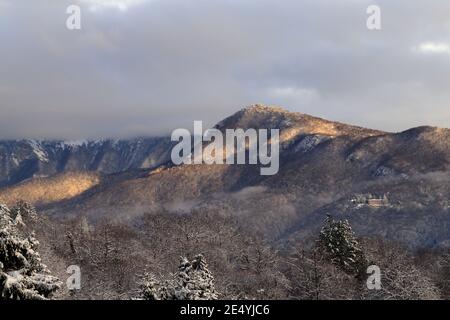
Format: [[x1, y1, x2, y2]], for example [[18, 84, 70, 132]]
[[0, 0, 449, 139]]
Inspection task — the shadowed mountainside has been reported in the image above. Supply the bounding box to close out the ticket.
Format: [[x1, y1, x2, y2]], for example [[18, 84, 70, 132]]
[[0, 137, 174, 187]]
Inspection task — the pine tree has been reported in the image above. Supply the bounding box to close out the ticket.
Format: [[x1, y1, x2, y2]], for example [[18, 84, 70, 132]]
[[173, 254, 218, 300], [139, 272, 164, 300], [0, 204, 61, 300], [318, 215, 368, 279], [10, 200, 38, 224], [139, 254, 218, 300]]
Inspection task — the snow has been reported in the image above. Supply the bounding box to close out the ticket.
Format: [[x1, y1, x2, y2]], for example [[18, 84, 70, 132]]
[[59, 139, 89, 148], [1, 203, 61, 300], [92, 139, 106, 145], [26, 140, 49, 162], [139, 254, 217, 300], [281, 119, 292, 127], [373, 166, 395, 177], [11, 154, 19, 166], [294, 135, 329, 153]]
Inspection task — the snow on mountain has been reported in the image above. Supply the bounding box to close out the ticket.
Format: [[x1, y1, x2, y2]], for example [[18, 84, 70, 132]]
[[0, 137, 173, 187], [26, 140, 49, 163]]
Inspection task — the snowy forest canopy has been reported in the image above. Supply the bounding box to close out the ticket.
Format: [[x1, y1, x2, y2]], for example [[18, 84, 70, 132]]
[[0, 202, 449, 300]]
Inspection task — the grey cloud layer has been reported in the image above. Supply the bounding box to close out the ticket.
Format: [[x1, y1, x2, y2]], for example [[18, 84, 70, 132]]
[[0, 0, 449, 139]]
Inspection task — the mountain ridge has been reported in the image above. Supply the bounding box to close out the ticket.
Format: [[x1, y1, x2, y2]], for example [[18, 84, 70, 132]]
[[0, 136, 174, 187], [0, 105, 448, 247]]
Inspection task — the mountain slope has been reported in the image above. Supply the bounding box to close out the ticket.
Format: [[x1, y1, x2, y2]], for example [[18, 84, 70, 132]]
[[0, 137, 173, 187], [0, 105, 448, 247], [0, 171, 101, 207]]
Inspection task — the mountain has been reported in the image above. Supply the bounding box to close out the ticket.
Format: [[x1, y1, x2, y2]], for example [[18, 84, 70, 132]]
[[0, 105, 449, 247], [0, 137, 173, 187]]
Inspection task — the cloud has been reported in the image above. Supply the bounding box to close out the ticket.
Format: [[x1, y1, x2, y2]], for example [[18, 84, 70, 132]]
[[0, 0, 9, 11], [78, 0, 148, 11], [0, 0, 449, 139], [415, 42, 450, 55], [266, 86, 320, 111]]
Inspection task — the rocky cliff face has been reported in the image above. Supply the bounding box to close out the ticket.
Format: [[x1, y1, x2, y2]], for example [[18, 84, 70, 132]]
[[0, 137, 173, 187]]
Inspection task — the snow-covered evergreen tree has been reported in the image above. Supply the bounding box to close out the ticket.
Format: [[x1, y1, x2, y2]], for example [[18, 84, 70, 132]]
[[10, 200, 38, 224], [173, 254, 217, 300], [139, 254, 218, 300], [0, 204, 61, 300], [318, 215, 367, 279], [139, 272, 165, 300]]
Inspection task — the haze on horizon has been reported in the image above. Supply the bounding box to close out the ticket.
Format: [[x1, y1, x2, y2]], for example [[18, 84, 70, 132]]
[[0, 0, 449, 139]]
